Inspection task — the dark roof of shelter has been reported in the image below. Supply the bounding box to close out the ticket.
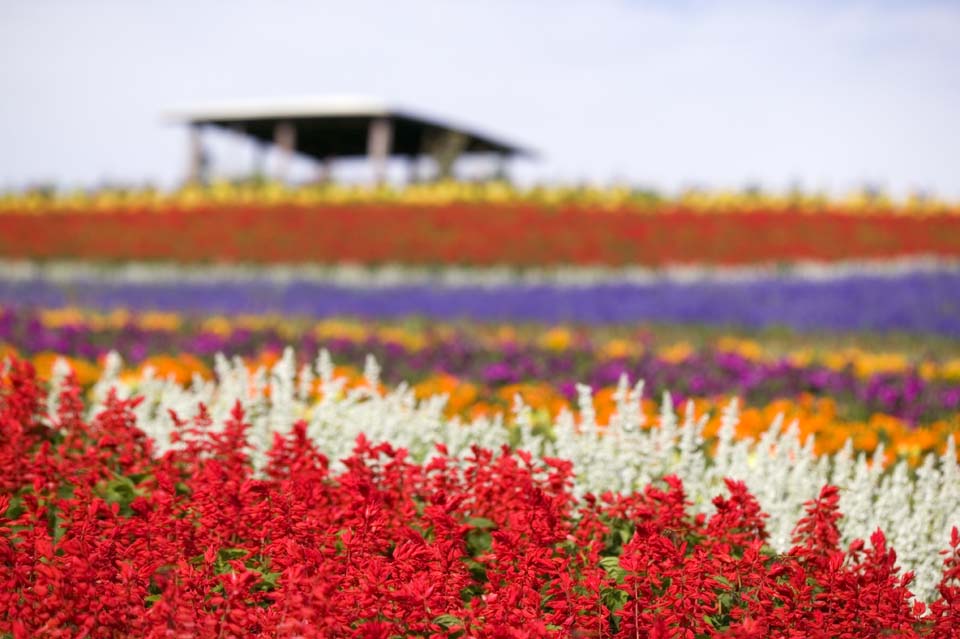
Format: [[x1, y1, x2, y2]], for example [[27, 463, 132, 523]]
[[166, 96, 535, 160]]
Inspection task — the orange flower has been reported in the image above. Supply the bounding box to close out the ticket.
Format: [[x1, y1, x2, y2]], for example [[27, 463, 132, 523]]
[[0, 343, 20, 361], [414, 374, 479, 416], [139, 354, 209, 386]]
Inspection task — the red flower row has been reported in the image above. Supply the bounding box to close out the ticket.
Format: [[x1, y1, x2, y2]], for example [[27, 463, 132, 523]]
[[2, 204, 960, 266], [1, 359, 958, 637]]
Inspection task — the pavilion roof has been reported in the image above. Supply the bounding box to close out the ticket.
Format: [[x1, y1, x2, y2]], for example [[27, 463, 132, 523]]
[[166, 96, 534, 160]]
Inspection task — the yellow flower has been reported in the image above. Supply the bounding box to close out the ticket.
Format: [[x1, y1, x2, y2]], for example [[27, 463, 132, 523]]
[[786, 349, 813, 367], [314, 319, 367, 341], [200, 315, 233, 336], [942, 359, 960, 381], [139, 311, 182, 332], [601, 338, 639, 360], [715, 337, 762, 360], [539, 327, 572, 352], [658, 342, 693, 364], [40, 307, 86, 328], [377, 327, 426, 351], [852, 352, 908, 378], [105, 308, 132, 330], [918, 362, 938, 380]]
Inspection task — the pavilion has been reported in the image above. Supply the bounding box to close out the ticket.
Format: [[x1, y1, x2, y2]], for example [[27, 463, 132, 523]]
[[166, 96, 534, 183]]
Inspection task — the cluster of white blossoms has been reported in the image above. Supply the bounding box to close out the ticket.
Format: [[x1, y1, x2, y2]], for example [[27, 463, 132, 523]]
[[40, 347, 960, 602]]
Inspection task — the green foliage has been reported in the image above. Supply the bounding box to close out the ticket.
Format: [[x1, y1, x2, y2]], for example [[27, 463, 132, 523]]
[[599, 556, 626, 584]]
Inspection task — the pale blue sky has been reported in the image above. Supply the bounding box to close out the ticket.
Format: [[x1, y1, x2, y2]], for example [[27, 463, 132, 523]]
[[2, 0, 958, 196]]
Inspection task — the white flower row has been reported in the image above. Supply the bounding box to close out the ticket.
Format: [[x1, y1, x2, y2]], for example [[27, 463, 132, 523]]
[[37, 348, 960, 602], [2, 255, 959, 288]]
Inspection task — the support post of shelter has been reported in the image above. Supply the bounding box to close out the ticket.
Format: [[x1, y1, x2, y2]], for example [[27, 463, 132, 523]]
[[494, 153, 509, 182], [367, 118, 393, 184], [187, 124, 205, 184], [314, 156, 334, 185], [252, 141, 267, 180], [426, 131, 468, 182], [407, 156, 420, 184], [274, 122, 296, 182]]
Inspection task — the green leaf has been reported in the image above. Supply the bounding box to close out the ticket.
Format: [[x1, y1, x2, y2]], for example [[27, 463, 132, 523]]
[[599, 556, 626, 583], [712, 574, 733, 588], [433, 614, 464, 629], [466, 517, 495, 529], [465, 529, 492, 556], [218, 548, 248, 561], [718, 592, 735, 612], [600, 586, 629, 612], [253, 571, 281, 592], [4, 494, 23, 520], [464, 558, 487, 583], [104, 476, 137, 505]]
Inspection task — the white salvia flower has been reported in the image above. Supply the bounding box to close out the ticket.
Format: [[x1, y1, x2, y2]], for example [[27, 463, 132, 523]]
[[268, 348, 297, 434], [316, 349, 334, 385], [712, 398, 739, 475], [840, 451, 880, 546], [575, 383, 597, 438], [908, 453, 943, 599], [655, 392, 678, 458], [608, 377, 649, 490], [297, 362, 314, 403], [607, 374, 632, 436], [511, 393, 534, 452], [45, 357, 74, 427], [363, 353, 381, 391], [626, 379, 647, 433], [676, 400, 708, 493], [89, 351, 125, 416], [830, 438, 855, 491]]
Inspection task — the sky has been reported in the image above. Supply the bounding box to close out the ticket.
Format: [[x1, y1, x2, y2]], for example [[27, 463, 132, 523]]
[[2, 0, 959, 197]]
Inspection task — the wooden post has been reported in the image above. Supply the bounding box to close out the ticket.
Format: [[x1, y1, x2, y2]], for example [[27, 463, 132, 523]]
[[407, 156, 420, 184], [426, 130, 467, 181], [494, 153, 509, 182], [252, 142, 267, 181], [188, 124, 204, 184], [274, 121, 296, 182], [367, 118, 393, 184], [315, 156, 334, 184]]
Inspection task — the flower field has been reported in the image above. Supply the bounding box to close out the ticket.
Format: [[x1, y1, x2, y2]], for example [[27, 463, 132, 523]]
[[2, 184, 960, 267], [2, 185, 960, 635], [2, 354, 960, 637]]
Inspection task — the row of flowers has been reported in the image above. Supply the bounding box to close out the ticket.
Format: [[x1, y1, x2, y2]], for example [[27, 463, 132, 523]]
[[2, 354, 958, 637], [5, 305, 960, 424], [3, 265, 959, 333], [3, 180, 958, 215], [7, 255, 957, 286], [16, 304, 960, 375], [10, 345, 959, 463], [2, 201, 960, 267]]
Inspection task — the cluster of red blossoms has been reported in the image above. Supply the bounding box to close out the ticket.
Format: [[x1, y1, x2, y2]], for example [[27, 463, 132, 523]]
[[1, 358, 959, 638]]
